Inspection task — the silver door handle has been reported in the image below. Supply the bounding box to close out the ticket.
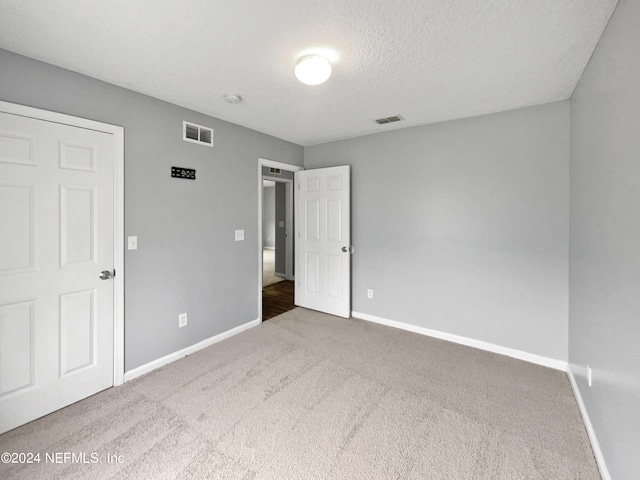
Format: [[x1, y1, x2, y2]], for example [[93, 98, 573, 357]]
[[341, 246, 354, 254], [99, 270, 113, 280]]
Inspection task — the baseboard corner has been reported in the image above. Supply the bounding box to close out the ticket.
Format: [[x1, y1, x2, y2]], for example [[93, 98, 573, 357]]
[[567, 368, 612, 480]]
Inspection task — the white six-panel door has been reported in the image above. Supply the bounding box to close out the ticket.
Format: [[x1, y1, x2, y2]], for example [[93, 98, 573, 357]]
[[295, 166, 351, 318], [0, 111, 115, 434]]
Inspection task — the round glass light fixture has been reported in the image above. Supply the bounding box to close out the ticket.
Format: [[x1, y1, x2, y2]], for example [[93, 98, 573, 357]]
[[295, 54, 332, 85]]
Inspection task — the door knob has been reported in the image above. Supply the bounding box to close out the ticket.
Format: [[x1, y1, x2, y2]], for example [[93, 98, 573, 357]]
[[99, 270, 113, 280], [341, 246, 354, 254]]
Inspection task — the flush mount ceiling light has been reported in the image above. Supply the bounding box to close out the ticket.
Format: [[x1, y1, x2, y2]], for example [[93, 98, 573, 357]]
[[223, 93, 242, 104], [295, 54, 332, 85]]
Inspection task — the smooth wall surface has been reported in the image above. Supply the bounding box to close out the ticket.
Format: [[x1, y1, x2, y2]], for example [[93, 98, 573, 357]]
[[0, 49, 303, 371], [262, 186, 276, 248], [570, 0, 640, 477], [305, 102, 570, 361]]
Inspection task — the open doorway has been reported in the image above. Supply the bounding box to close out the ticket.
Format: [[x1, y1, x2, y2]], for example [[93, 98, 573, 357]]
[[262, 176, 294, 320], [262, 179, 280, 287], [258, 159, 303, 321]]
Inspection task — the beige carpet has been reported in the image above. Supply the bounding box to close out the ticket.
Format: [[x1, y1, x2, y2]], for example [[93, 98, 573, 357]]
[[262, 248, 283, 287], [0, 308, 600, 479]]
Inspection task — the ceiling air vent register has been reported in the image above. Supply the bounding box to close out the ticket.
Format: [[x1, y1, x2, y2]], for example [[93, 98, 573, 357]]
[[375, 115, 404, 125], [183, 121, 214, 147]]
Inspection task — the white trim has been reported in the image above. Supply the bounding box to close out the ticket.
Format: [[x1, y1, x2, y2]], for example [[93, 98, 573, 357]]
[[260, 158, 304, 172], [0, 101, 123, 134], [352, 311, 568, 371], [285, 179, 294, 280], [124, 318, 261, 382], [258, 158, 303, 321], [0, 101, 126, 387], [567, 368, 612, 480], [112, 125, 125, 386], [263, 246, 275, 250]]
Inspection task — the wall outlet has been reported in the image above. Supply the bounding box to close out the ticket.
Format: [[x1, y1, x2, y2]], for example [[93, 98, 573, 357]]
[[367, 289, 373, 299], [127, 236, 138, 250], [587, 365, 592, 387], [178, 312, 188, 328], [235, 229, 244, 241]]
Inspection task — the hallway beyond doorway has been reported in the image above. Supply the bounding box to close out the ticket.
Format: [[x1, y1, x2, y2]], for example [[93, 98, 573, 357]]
[[263, 248, 283, 287]]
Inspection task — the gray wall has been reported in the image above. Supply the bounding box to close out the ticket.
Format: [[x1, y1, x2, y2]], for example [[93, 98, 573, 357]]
[[275, 182, 287, 274], [305, 102, 570, 361], [262, 186, 276, 248], [569, 0, 640, 477], [0, 49, 304, 371]]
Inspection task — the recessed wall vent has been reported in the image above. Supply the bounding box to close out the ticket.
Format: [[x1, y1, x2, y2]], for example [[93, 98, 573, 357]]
[[375, 115, 404, 125], [183, 121, 214, 147], [269, 167, 281, 175]]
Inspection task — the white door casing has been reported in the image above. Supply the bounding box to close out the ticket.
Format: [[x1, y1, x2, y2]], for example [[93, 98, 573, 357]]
[[257, 158, 303, 321], [0, 106, 122, 434], [284, 181, 294, 281], [295, 166, 351, 318]]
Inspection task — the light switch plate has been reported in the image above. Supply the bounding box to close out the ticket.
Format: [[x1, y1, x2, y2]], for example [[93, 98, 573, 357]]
[[235, 229, 244, 241], [279, 221, 285, 228], [128, 236, 138, 250]]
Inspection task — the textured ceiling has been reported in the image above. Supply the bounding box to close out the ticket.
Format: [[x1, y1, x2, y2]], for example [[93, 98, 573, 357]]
[[0, 0, 618, 146]]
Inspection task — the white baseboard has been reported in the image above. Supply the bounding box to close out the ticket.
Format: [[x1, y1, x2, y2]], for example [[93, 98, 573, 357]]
[[124, 318, 261, 382], [567, 368, 612, 480], [351, 311, 567, 371], [275, 272, 295, 281]]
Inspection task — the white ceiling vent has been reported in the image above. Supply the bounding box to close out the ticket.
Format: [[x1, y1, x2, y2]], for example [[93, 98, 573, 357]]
[[183, 121, 214, 147], [375, 115, 404, 125]]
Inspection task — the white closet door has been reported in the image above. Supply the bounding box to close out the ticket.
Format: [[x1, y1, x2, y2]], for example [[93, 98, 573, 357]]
[[0, 111, 115, 434]]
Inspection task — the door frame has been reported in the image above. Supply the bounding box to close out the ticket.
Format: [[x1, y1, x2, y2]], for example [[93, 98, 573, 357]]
[[0, 100, 125, 386], [257, 158, 303, 321]]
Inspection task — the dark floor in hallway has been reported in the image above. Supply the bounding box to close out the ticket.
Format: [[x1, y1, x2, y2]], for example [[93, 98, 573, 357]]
[[262, 280, 295, 320]]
